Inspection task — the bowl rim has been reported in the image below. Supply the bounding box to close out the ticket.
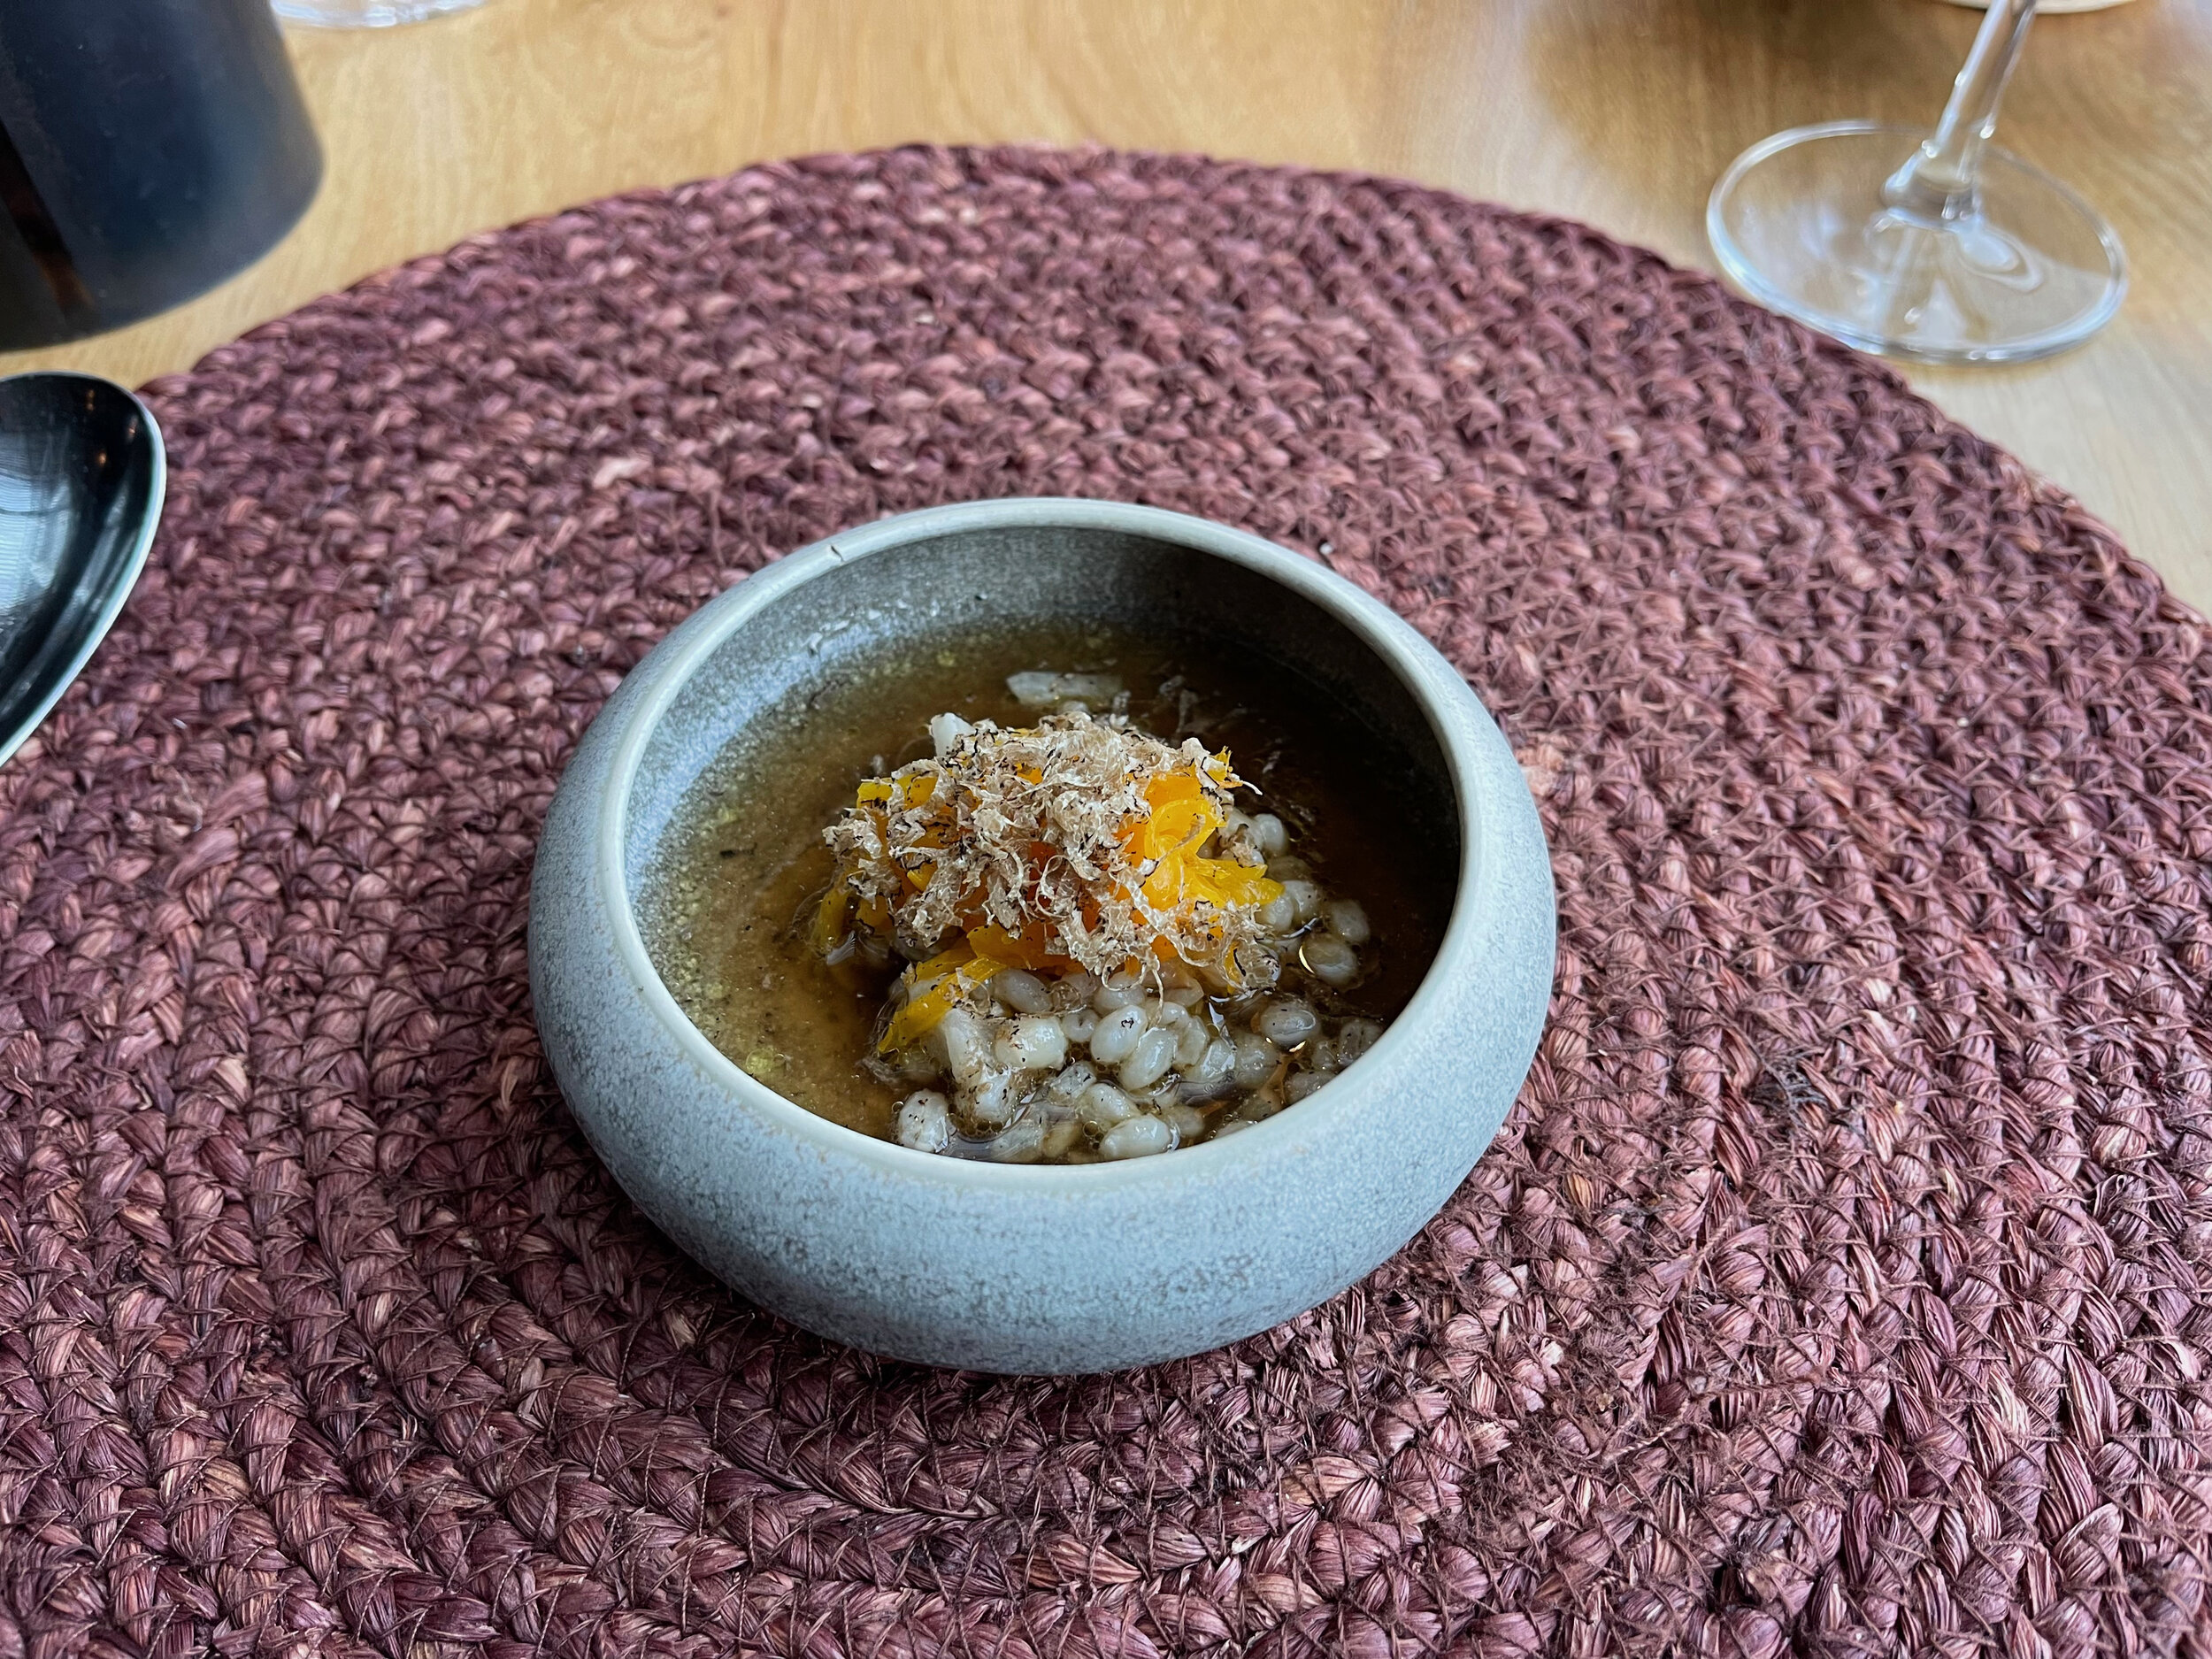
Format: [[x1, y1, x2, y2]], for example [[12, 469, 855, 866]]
[[595, 496, 1496, 1191]]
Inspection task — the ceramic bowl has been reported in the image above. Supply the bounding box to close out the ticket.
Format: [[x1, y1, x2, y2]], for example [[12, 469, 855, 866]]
[[528, 498, 1555, 1374]]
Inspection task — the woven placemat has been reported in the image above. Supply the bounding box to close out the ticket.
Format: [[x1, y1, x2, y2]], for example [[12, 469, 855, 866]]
[[5, 146, 2208, 1658]]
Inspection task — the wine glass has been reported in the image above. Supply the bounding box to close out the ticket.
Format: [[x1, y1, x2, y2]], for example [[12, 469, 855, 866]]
[[273, 0, 485, 24], [1707, 0, 2125, 365]]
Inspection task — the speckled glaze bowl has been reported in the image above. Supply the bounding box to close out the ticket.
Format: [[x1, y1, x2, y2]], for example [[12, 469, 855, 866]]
[[528, 499, 1555, 1374]]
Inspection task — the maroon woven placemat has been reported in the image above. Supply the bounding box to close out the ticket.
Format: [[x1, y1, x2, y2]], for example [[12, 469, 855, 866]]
[[5, 146, 2209, 1659]]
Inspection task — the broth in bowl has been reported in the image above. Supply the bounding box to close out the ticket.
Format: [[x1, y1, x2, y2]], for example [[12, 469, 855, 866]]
[[643, 622, 1451, 1163]]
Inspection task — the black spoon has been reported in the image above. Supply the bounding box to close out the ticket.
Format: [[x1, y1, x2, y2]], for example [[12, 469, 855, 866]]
[[0, 372, 165, 768]]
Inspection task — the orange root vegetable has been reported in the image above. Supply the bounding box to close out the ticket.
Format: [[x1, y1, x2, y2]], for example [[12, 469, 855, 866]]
[[820, 709, 1286, 1048]]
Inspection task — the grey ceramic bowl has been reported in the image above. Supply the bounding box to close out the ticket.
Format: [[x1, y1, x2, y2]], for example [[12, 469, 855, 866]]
[[529, 499, 1555, 1374]]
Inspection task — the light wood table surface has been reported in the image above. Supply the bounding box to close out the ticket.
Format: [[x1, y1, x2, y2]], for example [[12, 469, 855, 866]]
[[9, 0, 2209, 610]]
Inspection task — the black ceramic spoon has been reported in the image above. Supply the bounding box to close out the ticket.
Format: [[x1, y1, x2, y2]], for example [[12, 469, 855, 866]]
[[0, 372, 165, 768]]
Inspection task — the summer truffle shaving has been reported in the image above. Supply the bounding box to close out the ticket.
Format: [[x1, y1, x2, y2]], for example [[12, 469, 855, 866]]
[[814, 684, 1390, 1163]]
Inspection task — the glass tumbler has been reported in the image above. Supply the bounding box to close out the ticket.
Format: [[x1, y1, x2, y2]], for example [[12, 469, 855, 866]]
[[0, 0, 321, 348]]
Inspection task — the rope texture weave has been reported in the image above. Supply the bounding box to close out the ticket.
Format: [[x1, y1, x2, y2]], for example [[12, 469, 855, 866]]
[[4, 147, 2210, 1658]]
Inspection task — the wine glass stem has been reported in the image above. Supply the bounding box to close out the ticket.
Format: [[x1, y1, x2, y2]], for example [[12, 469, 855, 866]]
[[1885, 0, 2039, 222]]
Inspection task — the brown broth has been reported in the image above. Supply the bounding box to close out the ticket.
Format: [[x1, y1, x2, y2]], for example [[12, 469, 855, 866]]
[[641, 623, 1454, 1143]]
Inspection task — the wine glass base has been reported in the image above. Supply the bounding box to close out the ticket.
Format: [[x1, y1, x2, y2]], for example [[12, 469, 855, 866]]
[[273, 0, 484, 25], [1708, 120, 2126, 365]]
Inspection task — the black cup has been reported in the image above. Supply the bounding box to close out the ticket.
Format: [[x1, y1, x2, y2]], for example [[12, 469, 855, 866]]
[[0, 0, 322, 349]]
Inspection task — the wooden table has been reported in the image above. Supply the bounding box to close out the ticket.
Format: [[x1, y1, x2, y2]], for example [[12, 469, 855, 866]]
[[9, 0, 2208, 609]]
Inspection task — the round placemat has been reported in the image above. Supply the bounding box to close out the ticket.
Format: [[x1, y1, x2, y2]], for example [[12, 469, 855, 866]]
[[5, 147, 2208, 1658]]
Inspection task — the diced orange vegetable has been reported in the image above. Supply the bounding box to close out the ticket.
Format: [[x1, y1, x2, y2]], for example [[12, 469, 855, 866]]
[[877, 940, 1013, 1051], [911, 941, 977, 980], [1189, 858, 1281, 909], [1122, 768, 1222, 870], [859, 773, 940, 810], [1118, 764, 1278, 923], [1152, 797, 1217, 857], [967, 924, 1063, 973], [878, 944, 972, 1051], [811, 887, 851, 954], [1141, 851, 1276, 914]]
